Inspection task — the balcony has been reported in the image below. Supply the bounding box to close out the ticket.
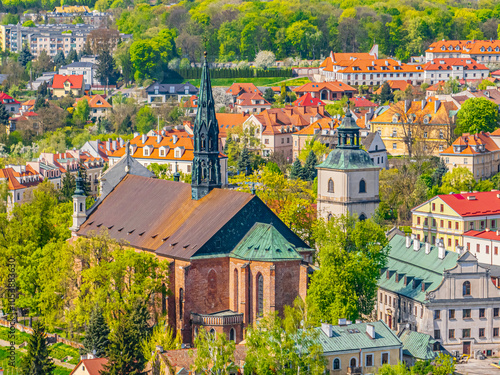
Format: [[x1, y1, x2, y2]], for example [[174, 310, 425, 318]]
[[191, 310, 243, 326], [347, 367, 363, 374]]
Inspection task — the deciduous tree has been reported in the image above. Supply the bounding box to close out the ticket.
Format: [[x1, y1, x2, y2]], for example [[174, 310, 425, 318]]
[[192, 329, 236, 374], [456, 97, 499, 135]]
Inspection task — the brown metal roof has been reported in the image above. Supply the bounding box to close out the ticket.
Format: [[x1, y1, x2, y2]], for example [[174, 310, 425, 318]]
[[77, 175, 255, 260]]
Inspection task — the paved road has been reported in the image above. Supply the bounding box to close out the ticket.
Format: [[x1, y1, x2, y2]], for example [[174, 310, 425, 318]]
[[456, 358, 500, 374]]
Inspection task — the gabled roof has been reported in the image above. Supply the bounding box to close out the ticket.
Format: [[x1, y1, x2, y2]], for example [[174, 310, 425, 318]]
[[226, 83, 260, 95], [74, 94, 112, 109], [216, 113, 248, 137], [70, 358, 108, 375], [373, 80, 412, 95], [378, 234, 459, 302], [78, 175, 310, 261], [440, 131, 499, 155], [423, 58, 487, 71], [0, 165, 42, 191], [145, 82, 199, 95], [316, 320, 401, 353], [293, 93, 325, 107], [293, 81, 356, 94], [431, 191, 500, 217], [398, 329, 437, 360], [370, 100, 457, 125], [294, 117, 337, 136], [236, 92, 271, 107], [52, 74, 84, 89], [0, 92, 20, 105], [353, 97, 377, 108]]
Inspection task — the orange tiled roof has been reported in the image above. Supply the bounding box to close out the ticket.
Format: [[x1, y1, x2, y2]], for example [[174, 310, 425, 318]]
[[253, 107, 328, 135], [371, 99, 457, 124], [216, 113, 249, 137], [333, 59, 423, 74], [226, 83, 260, 95], [52, 74, 84, 89], [236, 92, 271, 107], [441, 132, 499, 155], [0, 165, 42, 191], [426, 39, 500, 55], [74, 94, 111, 109], [320, 52, 375, 70], [294, 117, 338, 135], [423, 58, 488, 71], [293, 93, 325, 107], [183, 95, 198, 108]]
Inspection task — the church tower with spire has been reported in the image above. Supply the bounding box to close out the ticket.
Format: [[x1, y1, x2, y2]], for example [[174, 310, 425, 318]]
[[191, 52, 221, 200], [71, 168, 87, 233], [316, 100, 380, 220]]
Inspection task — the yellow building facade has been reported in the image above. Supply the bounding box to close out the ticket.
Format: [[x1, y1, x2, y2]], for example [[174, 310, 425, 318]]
[[412, 191, 500, 251]]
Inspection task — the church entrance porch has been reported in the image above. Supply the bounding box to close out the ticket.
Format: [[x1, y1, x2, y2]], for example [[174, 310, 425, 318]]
[[191, 310, 244, 343]]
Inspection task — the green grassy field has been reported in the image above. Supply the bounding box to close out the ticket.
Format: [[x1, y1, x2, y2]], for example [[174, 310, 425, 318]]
[[49, 342, 81, 365], [0, 346, 72, 374], [0, 326, 31, 345]]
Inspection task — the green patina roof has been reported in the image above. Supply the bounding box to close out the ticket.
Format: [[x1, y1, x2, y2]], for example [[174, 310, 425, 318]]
[[317, 148, 377, 170], [316, 320, 402, 353], [378, 235, 459, 302], [230, 223, 304, 262], [398, 329, 437, 360]]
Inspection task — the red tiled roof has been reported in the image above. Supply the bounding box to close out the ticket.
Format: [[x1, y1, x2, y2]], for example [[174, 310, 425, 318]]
[[236, 92, 270, 107], [463, 229, 500, 241], [70, 358, 108, 375], [74, 94, 111, 108], [293, 81, 356, 94], [293, 93, 325, 107], [0, 92, 20, 105], [353, 97, 377, 108], [226, 83, 260, 95], [423, 58, 488, 71], [373, 81, 412, 95], [436, 191, 500, 217], [52, 74, 84, 89]]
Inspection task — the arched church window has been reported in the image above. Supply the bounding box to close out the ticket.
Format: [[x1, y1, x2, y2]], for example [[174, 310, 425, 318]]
[[257, 273, 264, 317], [359, 213, 367, 221], [179, 288, 184, 320], [234, 269, 238, 312], [359, 179, 366, 193], [328, 178, 334, 193], [229, 328, 235, 341]]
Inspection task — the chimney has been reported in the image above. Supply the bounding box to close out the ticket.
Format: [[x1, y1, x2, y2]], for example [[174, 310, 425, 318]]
[[425, 242, 431, 254], [338, 318, 347, 326], [141, 134, 147, 144], [438, 239, 445, 260], [421, 100, 426, 110], [456, 245, 464, 255], [112, 140, 117, 150], [366, 324, 375, 339], [119, 138, 124, 148], [355, 319, 362, 324], [105, 140, 110, 150], [406, 235, 411, 248], [172, 135, 178, 144], [321, 323, 333, 337], [133, 132, 139, 138], [413, 238, 420, 251], [156, 134, 162, 144]]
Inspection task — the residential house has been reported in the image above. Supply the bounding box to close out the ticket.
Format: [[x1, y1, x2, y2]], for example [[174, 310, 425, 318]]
[[182, 95, 198, 116], [80, 137, 125, 162], [436, 87, 500, 109], [0, 165, 43, 211], [318, 320, 402, 375], [292, 117, 338, 160], [226, 83, 260, 103], [369, 99, 457, 156], [378, 234, 500, 356], [398, 328, 439, 367], [463, 229, 500, 267], [8, 112, 40, 136], [440, 131, 500, 180], [26, 160, 63, 188], [411, 190, 500, 250], [423, 58, 489, 85], [215, 113, 250, 151], [353, 97, 377, 110], [30, 72, 55, 91], [107, 131, 228, 186], [74, 94, 112, 119], [293, 81, 356, 101], [235, 92, 271, 114], [426, 81, 446, 97], [373, 80, 413, 95], [293, 93, 325, 107], [243, 106, 329, 159], [51, 74, 85, 98], [21, 99, 35, 112], [59, 61, 97, 87], [0, 92, 20, 114], [322, 58, 424, 86], [69, 357, 108, 375], [425, 39, 500, 63], [362, 132, 387, 169], [146, 82, 198, 104], [319, 46, 379, 81]]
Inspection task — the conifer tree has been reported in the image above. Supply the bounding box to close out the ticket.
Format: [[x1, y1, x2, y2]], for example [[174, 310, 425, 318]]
[[379, 82, 393, 104], [53, 50, 66, 67], [18, 44, 33, 67], [0, 102, 9, 126], [79, 162, 91, 196], [20, 321, 56, 375], [303, 150, 318, 181], [81, 306, 110, 358], [100, 313, 147, 375], [237, 147, 252, 176], [223, 135, 232, 154], [66, 48, 78, 64], [129, 299, 152, 343], [290, 158, 303, 180], [60, 170, 75, 201]]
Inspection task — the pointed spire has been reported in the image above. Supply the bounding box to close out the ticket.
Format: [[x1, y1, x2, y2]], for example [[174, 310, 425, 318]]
[[74, 167, 85, 196]]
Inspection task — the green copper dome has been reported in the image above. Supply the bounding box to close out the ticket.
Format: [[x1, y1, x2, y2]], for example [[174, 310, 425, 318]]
[[317, 148, 377, 170]]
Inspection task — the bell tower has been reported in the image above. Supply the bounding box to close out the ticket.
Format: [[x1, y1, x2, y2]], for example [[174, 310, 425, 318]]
[[191, 52, 221, 200], [71, 168, 87, 232]]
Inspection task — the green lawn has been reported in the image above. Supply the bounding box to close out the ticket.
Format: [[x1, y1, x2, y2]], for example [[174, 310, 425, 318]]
[[49, 342, 81, 365], [0, 346, 72, 374], [280, 77, 311, 86], [0, 326, 31, 345]]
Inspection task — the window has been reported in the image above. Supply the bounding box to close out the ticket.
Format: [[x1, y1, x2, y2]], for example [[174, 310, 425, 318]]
[[480, 308, 485, 318], [440, 204, 444, 212], [417, 217, 421, 225], [359, 179, 366, 193], [455, 222, 459, 230], [463, 329, 471, 338], [463, 309, 471, 319], [234, 269, 238, 311], [448, 221, 451, 229], [496, 247, 499, 255], [333, 358, 341, 370], [257, 273, 264, 317], [434, 310, 441, 319], [479, 328, 485, 338], [264, 139, 269, 144], [229, 328, 235, 341], [494, 308, 499, 317], [328, 178, 334, 193], [494, 328, 499, 337], [433, 219, 436, 227], [365, 354, 373, 367], [434, 329, 441, 339], [424, 218, 428, 226], [463, 281, 471, 296], [179, 288, 184, 320], [393, 143, 397, 149], [449, 309, 455, 319], [449, 329, 455, 339], [440, 220, 444, 228], [448, 238, 451, 247], [381, 353, 389, 365], [432, 203, 436, 211]]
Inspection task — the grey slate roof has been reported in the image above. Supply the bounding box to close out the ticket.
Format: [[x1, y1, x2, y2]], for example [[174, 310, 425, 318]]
[[316, 320, 402, 354], [146, 82, 199, 95], [61, 62, 95, 69]]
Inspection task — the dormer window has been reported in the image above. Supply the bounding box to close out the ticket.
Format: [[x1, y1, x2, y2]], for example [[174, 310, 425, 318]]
[[174, 147, 185, 158], [392, 115, 399, 123], [423, 116, 429, 124], [159, 146, 169, 157]]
